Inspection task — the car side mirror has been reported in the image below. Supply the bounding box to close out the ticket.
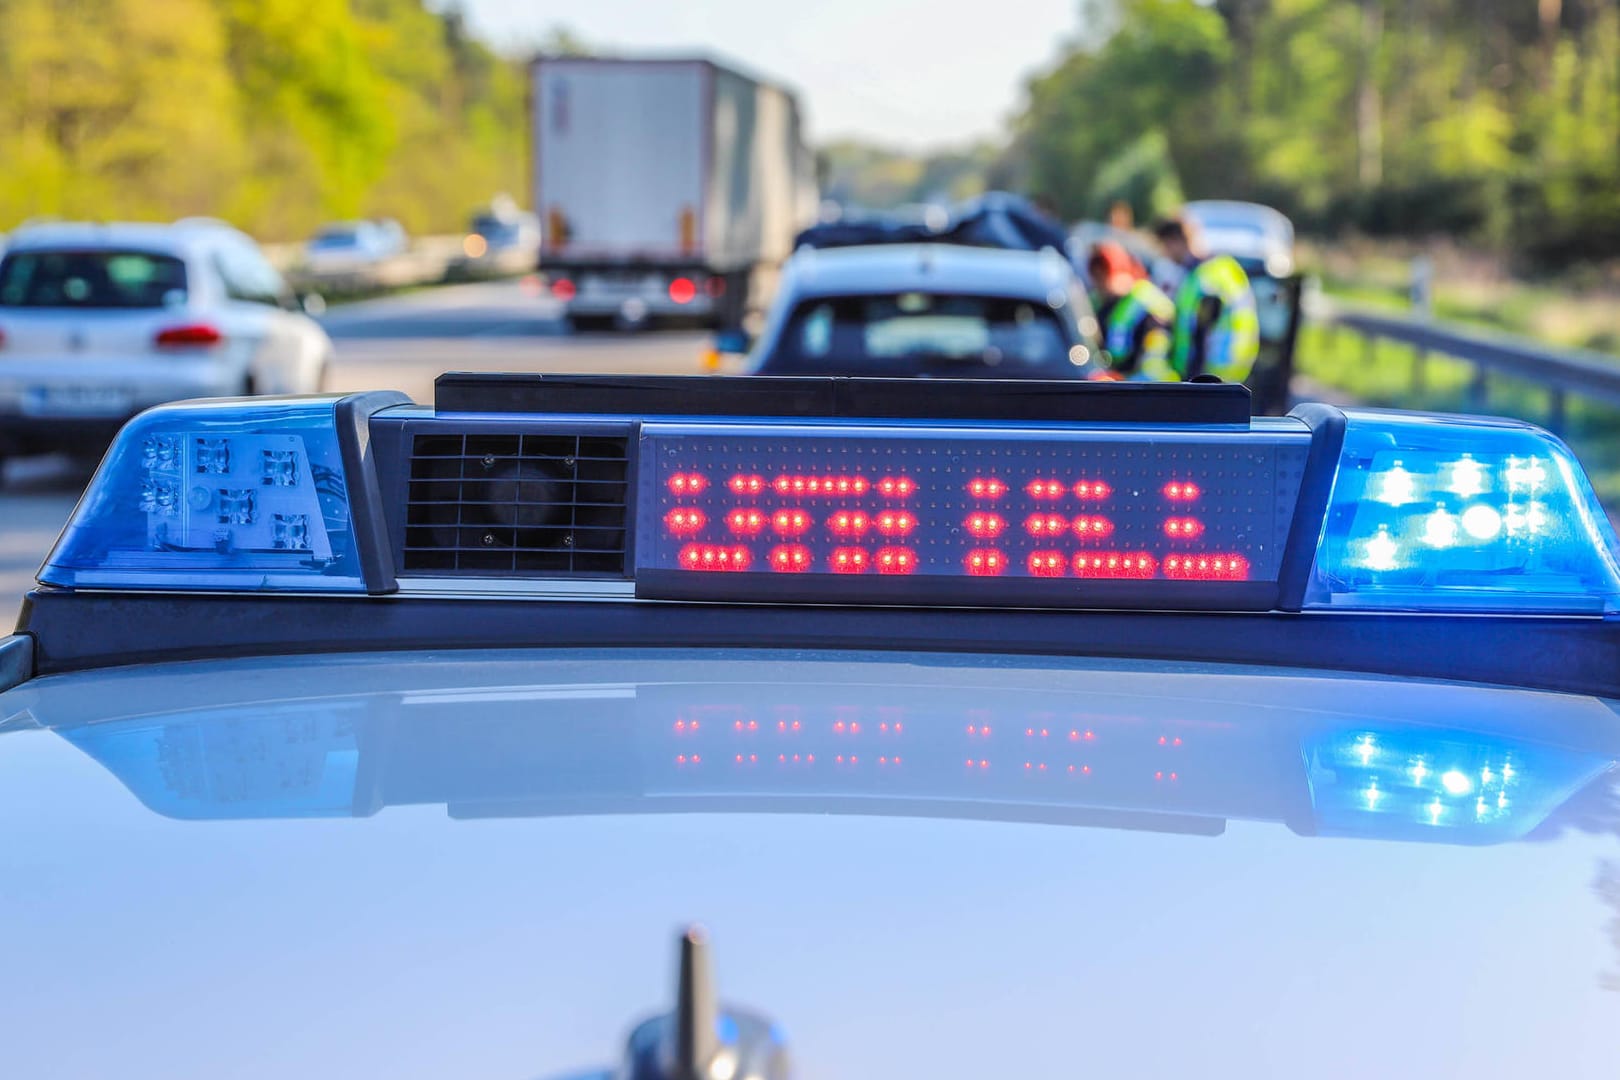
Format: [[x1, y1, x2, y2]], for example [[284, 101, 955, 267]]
[[298, 292, 327, 317], [713, 328, 751, 355]]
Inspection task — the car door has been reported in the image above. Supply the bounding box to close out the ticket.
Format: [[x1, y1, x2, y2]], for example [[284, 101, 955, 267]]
[[213, 238, 329, 394]]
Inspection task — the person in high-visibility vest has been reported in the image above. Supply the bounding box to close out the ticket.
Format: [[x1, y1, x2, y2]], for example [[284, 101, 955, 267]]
[[1153, 216, 1260, 384], [1086, 241, 1177, 382]]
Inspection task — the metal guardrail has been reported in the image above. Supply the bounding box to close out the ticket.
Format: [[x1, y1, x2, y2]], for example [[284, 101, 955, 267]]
[[1308, 295, 1620, 429]]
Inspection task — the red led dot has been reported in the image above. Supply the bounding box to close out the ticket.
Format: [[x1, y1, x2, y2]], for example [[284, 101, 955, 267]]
[[836, 755, 845, 764], [674, 720, 686, 731], [968, 477, 1007, 499], [875, 546, 917, 575], [1155, 770, 1164, 781], [667, 473, 708, 496], [792, 720, 801, 731], [664, 508, 707, 535], [1026, 479, 1066, 500], [1071, 515, 1115, 540], [875, 510, 915, 537], [1174, 737, 1182, 746], [1164, 480, 1201, 501], [828, 510, 870, 537], [768, 544, 812, 573], [677, 754, 687, 764], [979, 760, 989, 769], [966, 758, 976, 767], [1025, 761, 1032, 770], [1081, 764, 1091, 774], [1025, 727, 1034, 737], [724, 508, 765, 536], [1164, 517, 1205, 539], [965, 548, 1007, 576], [1074, 479, 1113, 500], [830, 546, 870, 574], [1071, 551, 1157, 578], [1024, 513, 1068, 537], [1027, 551, 1066, 577], [1170, 772, 1178, 781], [1163, 553, 1250, 581], [728, 473, 764, 495], [772, 509, 810, 537], [680, 543, 753, 572], [966, 512, 1006, 538]]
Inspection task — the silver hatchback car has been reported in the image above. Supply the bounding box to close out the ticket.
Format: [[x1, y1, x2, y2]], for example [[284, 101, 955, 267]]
[[0, 219, 333, 473]]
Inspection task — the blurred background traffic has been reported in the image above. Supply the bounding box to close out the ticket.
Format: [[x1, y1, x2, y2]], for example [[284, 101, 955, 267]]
[[4, 0, 1620, 615]]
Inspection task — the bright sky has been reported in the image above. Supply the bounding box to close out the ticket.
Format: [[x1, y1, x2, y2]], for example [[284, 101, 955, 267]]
[[454, 0, 1082, 149]]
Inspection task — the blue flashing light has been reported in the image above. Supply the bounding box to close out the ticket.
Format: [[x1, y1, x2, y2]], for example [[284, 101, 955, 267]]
[[1305, 727, 1612, 844], [1306, 411, 1620, 613], [39, 398, 365, 592]]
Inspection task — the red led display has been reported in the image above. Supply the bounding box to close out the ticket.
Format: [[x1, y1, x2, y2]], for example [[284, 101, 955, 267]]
[[875, 510, 916, 536], [1163, 554, 1249, 580], [664, 508, 707, 535], [1163, 517, 1204, 539], [679, 544, 752, 571], [1072, 552, 1157, 578], [769, 544, 812, 572], [966, 512, 1006, 538], [1024, 513, 1068, 538], [1026, 479, 1067, 500], [650, 435, 1302, 591], [875, 546, 918, 574], [1071, 515, 1115, 540], [727, 508, 766, 536], [828, 510, 870, 537], [968, 477, 1008, 499], [965, 549, 1007, 576], [830, 547, 870, 573]]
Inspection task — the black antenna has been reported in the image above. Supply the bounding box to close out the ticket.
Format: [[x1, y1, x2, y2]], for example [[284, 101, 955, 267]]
[[672, 926, 717, 1080]]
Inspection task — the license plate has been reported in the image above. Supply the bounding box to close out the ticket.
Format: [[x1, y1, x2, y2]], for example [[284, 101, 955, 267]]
[[23, 384, 134, 416]]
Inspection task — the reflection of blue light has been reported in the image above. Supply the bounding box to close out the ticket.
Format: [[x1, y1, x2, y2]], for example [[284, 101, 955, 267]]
[[60, 706, 363, 819], [1305, 728, 1611, 844]]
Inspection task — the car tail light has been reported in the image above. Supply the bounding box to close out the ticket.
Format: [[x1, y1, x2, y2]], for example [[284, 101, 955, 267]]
[[552, 278, 576, 301], [154, 324, 223, 348]]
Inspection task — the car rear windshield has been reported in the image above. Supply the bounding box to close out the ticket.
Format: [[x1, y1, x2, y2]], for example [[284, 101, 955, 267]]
[[770, 293, 1076, 375], [310, 228, 363, 249], [0, 249, 188, 308]]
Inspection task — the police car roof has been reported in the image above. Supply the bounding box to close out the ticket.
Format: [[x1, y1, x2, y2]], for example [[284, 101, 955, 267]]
[[1, 646, 1616, 1077], [784, 242, 1075, 302]]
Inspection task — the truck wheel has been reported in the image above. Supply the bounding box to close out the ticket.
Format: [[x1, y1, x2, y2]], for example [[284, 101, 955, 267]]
[[569, 314, 615, 333]]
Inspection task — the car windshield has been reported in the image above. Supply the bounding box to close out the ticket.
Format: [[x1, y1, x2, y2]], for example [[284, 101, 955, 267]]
[[772, 293, 1074, 374], [0, 249, 187, 308]]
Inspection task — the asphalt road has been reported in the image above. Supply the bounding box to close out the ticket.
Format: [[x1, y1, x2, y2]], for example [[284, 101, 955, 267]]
[[0, 280, 712, 627]]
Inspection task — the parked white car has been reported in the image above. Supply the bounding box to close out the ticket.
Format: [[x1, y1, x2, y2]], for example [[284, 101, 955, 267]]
[[0, 219, 332, 473]]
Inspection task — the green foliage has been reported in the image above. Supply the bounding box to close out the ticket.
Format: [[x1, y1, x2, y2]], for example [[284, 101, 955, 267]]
[[1084, 129, 1183, 223], [820, 140, 997, 209], [0, 0, 528, 238], [1011, 0, 1620, 264]]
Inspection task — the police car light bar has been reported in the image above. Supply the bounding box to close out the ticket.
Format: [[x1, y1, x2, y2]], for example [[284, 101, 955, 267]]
[[35, 383, 1620, 615]]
